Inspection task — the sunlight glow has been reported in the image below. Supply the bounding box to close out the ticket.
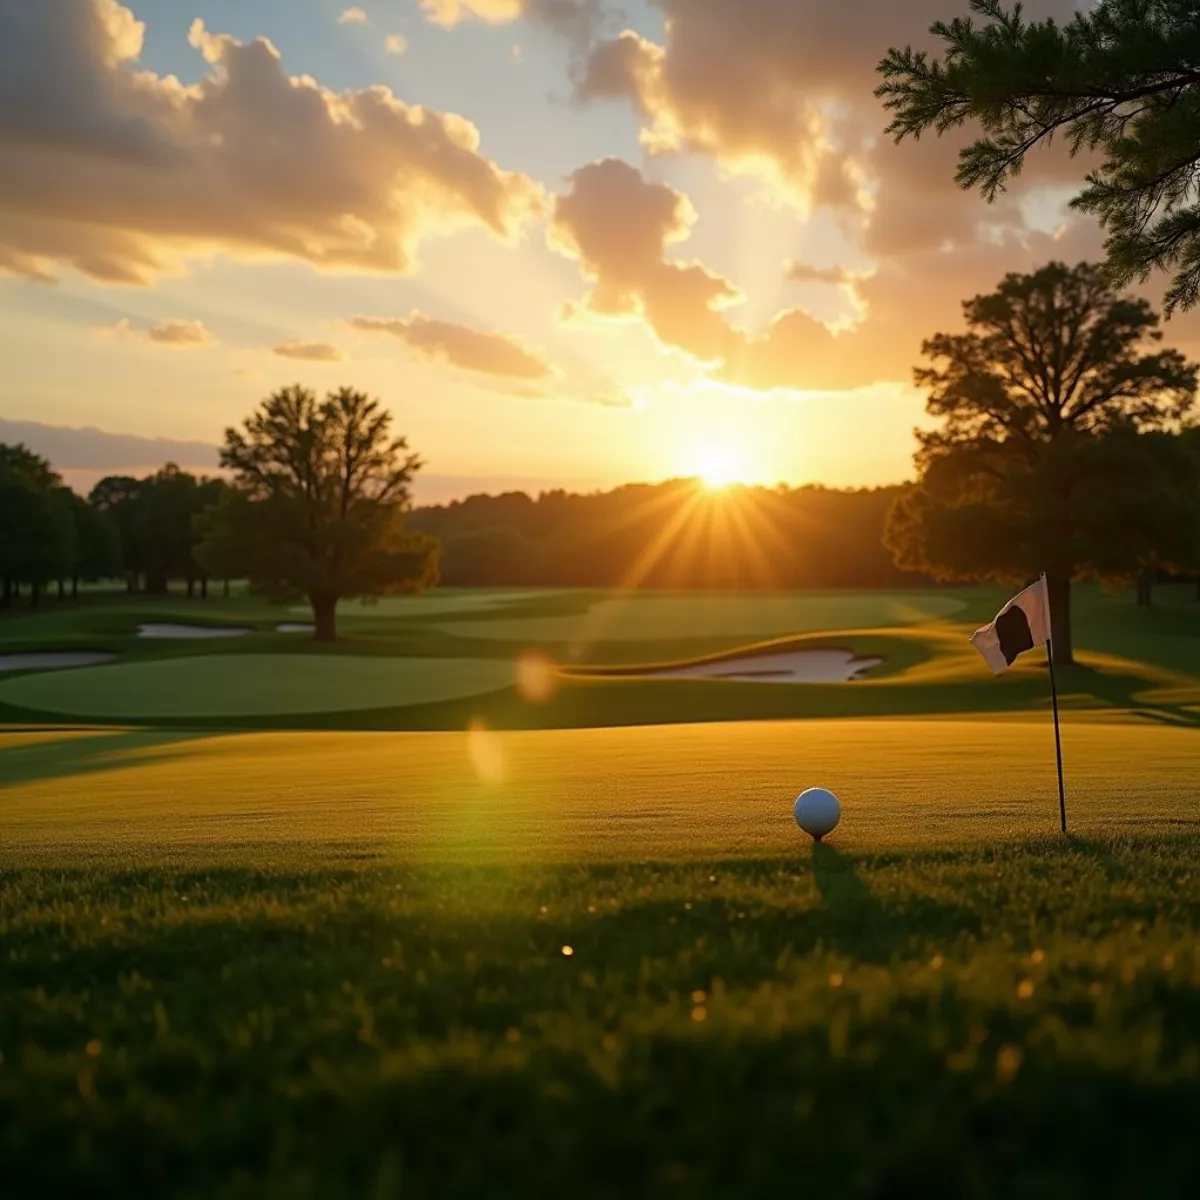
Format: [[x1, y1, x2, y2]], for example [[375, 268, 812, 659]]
[[693, 444, 750, 490]]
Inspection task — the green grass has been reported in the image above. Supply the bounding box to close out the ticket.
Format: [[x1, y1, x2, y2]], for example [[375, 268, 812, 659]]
[[435, 590, 966, 644], [2, 582, 1200, 728], [3, 721, 1200, 1196], [0, 655, 516, 718]]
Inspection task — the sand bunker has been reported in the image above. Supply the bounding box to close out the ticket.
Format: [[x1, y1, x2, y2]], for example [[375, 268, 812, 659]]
[[0, 652, 116, 673], [276, 623, 314, 633], [138, 623, 251, 639], [644, 650, 882, 684]]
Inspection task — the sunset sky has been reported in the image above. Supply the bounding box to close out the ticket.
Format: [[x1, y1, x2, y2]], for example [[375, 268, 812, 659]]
[[4, 0, 1190, 502]]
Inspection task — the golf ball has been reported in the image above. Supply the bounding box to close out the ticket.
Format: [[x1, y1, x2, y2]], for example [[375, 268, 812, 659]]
[[793, 788, 841, 840]]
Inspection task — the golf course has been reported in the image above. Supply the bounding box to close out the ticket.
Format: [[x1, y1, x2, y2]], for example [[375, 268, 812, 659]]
[[4, 583, 1200, 1195], [13, 0, 1200, 1190]]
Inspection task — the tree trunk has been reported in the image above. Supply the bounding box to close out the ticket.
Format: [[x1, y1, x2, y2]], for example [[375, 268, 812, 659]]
[[311, 594, 338, 642], [200, 574, 209, 600], [72, 576, 79, 598], [57, 579, 66, 601], [223, 579, 230, 599], [1137, 568, 1153, 608], [30, 581, 41, 610], [1047, 575, 1073, 666]]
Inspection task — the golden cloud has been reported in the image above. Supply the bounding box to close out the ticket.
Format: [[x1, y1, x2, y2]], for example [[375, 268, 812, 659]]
[[273, 341, 348, 363], [349, 313, 554, 380], [0, 1, 546, 286], [549, 158, 741, 363], [99, 317, 216, 347], [338, 7, 369, 25], [577, 1, 1079, 220], [421, 0, 523, 26]]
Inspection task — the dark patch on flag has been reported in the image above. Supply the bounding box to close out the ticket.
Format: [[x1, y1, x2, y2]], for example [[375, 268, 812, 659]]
[[996, 604, 1034, 666]]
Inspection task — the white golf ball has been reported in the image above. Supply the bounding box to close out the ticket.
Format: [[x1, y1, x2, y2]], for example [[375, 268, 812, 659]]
[[793, 788, 841, 840]]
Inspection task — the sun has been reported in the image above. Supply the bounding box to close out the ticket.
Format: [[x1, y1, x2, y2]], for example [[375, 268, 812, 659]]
[[693, 444, 747, 490]]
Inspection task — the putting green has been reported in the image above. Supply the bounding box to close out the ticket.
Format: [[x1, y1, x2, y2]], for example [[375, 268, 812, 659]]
[[441, 592, 966, 643], [0, 654, 515, 719], [3, 717, 1196, 854], [292, 590, 553, 620]]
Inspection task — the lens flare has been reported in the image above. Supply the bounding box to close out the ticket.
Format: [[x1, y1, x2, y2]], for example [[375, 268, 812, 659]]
[[516, 652, 556, 703], [467, 718, 505, 784]]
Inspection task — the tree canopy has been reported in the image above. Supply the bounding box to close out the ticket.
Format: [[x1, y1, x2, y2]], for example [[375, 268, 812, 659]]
[[196, 386, 438, 641], [877, 0, 1200, 313], [0, 444, 88, 606], [885, 261, 1199, 662]]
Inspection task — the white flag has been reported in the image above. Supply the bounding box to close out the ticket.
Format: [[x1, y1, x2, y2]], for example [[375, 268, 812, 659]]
[[970, 578, 1051, 675]]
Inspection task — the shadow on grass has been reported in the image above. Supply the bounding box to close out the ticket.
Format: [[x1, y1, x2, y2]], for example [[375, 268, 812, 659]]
[[0, 729, 221, 789], [809, 842, 978, 964], [5, 856, 1200, 1197], [1054, 661, 1200, 727]]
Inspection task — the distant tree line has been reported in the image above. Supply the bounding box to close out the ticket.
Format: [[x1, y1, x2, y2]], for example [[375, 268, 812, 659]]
[[409, 482, 928, 590], [0, 446, 229, 606]]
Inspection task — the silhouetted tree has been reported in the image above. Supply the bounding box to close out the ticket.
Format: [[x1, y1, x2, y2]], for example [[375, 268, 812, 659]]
[[884, 262, 1197, 663], [0, 445, 71, 608], [67, 492, 120, 596], [878, 0, 1200, 313], [196, 385, 438, 641], [90, 475, 145, 591]]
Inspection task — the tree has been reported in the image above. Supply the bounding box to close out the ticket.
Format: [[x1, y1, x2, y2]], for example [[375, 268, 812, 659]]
[[0, 445, 71, 608], [878, 0, 1200, 314], [90, 475, 145, 592], [140, 465, 204, 595], [884, 261, 1197, 663], [68, 493, 120, 596], [196, 385, 439, 641]]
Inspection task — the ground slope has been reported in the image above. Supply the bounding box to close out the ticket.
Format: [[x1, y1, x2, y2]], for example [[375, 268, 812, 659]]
[[4, 720, 1200, 1194]]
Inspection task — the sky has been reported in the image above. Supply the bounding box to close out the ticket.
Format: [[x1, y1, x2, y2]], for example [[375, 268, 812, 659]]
[[3, 0, 1193, 503]]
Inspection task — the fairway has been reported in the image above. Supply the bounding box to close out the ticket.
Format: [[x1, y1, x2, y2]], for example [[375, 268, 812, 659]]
[[0, 655, 515, 718], [439, 591, 967, 644], [4, 716, 1198, 852], [4, 716, 1200, 1196]]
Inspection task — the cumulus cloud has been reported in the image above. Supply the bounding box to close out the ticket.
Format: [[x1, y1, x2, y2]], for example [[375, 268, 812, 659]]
[[349, 313, 554, 379], [579, 31, 863, 212], [547, 158, 1115, 393], [534, 1, 1138, 393], [0, 1, 545, 286], [578, 2, 1079, 210], [422, 0, 523, 24], [338, 7, 369, 24], [549, 158, 741, 363], [420, 0, 609, 46], [273, 341, 347, 362], [385, 34, 408, 54], [146, 318, 214, 346], [99, 317, 216, 347]]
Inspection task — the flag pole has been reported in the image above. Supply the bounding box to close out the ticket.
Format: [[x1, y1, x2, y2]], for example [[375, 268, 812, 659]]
[[1041, 573, 1067, 834]]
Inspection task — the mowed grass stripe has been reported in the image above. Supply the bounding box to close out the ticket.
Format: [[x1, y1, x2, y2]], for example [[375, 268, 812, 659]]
[[3, 717, 1198, 858], [438, 592, 967, 643], [0, 655, 515, 718]]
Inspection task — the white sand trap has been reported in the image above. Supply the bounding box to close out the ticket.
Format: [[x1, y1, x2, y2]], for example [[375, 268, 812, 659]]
[[138, 623, 251, 639], [645, 650, 882, 684], [276, 623, 314, 633], [0, 652, 116, 673]]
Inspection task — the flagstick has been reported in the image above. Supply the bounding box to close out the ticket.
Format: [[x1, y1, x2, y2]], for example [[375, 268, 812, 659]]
[[1045, 637, 1067, 834]]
